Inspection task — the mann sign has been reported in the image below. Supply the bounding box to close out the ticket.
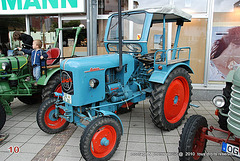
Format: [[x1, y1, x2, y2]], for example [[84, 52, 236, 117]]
[[0, 0, 85, 15]]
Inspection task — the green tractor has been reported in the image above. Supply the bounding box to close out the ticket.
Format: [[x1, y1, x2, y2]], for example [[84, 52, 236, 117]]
[[0, 26, 84, 131]]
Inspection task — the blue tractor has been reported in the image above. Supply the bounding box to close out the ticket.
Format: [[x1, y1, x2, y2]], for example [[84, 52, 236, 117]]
[[37, 5, 193, 160]]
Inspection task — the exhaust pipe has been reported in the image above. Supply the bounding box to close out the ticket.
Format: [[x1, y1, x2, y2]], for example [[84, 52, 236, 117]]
[[116, 0, 123, 72]]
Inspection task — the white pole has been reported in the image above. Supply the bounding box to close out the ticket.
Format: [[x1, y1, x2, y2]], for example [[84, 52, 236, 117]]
[[129, 0, 134, 40], [58, 14, 63, 60], [25, 15, 30, 35], [204, 0, 214, 87]]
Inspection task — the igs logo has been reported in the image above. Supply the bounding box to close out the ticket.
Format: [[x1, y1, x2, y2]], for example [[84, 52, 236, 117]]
[[61, 71, 74, 94]]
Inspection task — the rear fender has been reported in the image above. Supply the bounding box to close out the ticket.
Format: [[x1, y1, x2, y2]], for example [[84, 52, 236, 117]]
[[149, 63, 193, 84], [37, 68, 60, 86]]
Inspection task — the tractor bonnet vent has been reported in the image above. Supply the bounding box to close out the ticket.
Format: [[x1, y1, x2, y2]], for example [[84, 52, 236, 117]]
[[105, 68, 116, 84]]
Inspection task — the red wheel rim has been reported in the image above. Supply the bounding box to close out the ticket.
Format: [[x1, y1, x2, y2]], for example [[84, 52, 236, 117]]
[[90, 125, 117, 158], [54, 84, 62, 97], [164, 76, 189, 123], [44, 105, 66, 129], [192, 128, 205, 160]]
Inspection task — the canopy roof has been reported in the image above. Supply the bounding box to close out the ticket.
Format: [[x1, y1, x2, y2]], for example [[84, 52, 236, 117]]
[[111, 5, 192, 22]]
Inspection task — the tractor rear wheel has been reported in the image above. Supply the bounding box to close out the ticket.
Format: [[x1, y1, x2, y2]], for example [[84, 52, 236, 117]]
[[149, 67, 192, 130], [0, 104, 6, 131], [80, 117, 121, 161], [18, 94, 42, 105], [37, 98, 69, 134], [42, 72, 62, 102], [179, 115, 208, 161]]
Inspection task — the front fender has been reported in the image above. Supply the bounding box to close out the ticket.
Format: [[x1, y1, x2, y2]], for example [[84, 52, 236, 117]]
[[149, 63, 193, 84], [37, 67, 60, 86], [98, 110, 123, 135]]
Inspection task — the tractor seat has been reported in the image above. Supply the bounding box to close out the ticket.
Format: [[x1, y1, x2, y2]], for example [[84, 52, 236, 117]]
[[46, 48, 60, 66]]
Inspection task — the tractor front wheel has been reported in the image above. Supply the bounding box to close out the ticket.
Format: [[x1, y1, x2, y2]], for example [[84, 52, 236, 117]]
[[179, 115, 208, 161], [149, 67, 192, 130], [37, 98, 69, 134], [0, 104, 6, 131], [80, 117, 121, 161]]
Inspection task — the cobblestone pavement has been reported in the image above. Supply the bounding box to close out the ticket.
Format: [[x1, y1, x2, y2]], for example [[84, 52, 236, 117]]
[[0, 99, 239, 161]]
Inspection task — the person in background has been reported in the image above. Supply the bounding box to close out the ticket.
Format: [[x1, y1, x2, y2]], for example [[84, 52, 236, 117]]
[[0, 44, 8, 57], [18, 39, 48, 86], [13, 31, 33, 49]]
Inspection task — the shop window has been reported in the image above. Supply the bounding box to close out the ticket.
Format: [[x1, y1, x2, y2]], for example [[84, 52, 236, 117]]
[[147, 18, 207, 84], [173, 0, 208, 13], [147, 23, 165, 52], [209, 0, 240, 82], [29, 15, 58, 50], [135, 0, 168, 9], [98, 19, 108, 55], [0, 16, 25, 55], [98, 0, 128, 14], [62, 20, 87, 57], [175, 19, 207, 84]]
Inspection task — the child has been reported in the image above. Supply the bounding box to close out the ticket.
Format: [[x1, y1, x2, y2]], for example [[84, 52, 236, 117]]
[[18, 39, 48, 85]]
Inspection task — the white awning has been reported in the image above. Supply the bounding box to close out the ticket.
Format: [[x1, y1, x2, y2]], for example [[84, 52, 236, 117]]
[[113, 5, 192, 22]]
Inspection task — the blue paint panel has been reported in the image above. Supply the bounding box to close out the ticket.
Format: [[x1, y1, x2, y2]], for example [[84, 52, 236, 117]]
[[60, 54, 134, 106], [149, 62, 193, 84]]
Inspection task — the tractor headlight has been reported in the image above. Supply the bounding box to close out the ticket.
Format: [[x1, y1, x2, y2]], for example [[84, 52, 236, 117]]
[[212, 95, 226, 108], [2, 62, 10, 71], [89, 79, 99, 88]]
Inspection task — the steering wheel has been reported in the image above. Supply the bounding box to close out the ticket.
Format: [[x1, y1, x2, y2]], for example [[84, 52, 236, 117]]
[[12, 48, 25, 56], [126, 44, 139, 52]]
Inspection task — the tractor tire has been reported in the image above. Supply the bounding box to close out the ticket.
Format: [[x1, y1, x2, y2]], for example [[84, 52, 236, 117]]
[[18, 94, 42, 105], [218, 82, 232, 131], [149, 67, 192, 131], [37, 98, 69, 134], [42, 72, 62, 102], [179, 115, 208, 161], [80, 117, 121, 161], [0, 104, 6, 131]]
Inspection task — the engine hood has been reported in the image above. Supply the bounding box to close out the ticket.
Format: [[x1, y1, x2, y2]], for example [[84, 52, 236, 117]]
[[0, 56, 28, 72], [60, 54, 135, 106], [61, 54, 130, 71]]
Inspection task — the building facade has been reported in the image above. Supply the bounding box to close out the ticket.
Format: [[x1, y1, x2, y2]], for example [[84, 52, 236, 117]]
[[0, 0, 239, 91]]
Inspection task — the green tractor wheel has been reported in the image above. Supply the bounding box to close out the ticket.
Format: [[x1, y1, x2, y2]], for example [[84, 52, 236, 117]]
[[42, 73, 61, 102], [18, 94, 42, 105], [0, 104, 6, 131]]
